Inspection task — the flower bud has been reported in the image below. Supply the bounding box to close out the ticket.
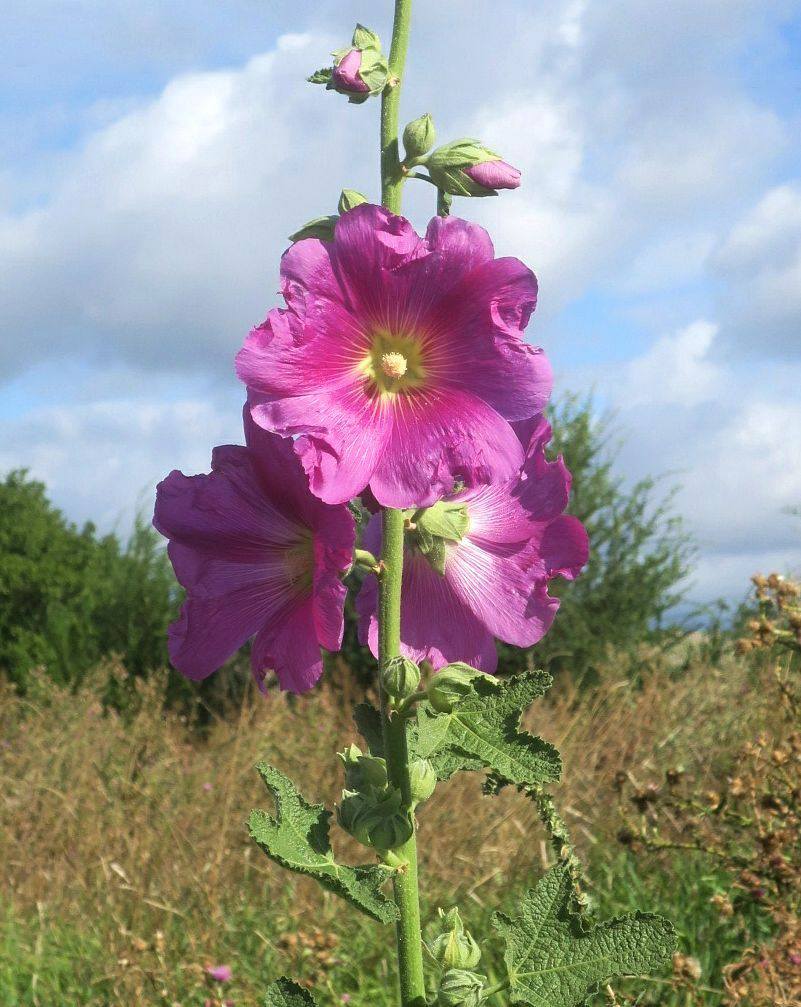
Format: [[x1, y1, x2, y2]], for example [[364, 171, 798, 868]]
[[367, 808, 414, 851], [336, 790, 374, 846], [438, 969, 485, 1007], [463, 159, 521, 192], [288, 215, 337, 243], [403, 113, 436, 160], [408, 758, 437, 806], [381, 655, 422, 701], [427, 138, 521, 198], [427, 663, 485, 713], [316, 25, 388, 104], [338, 744, 388, 793], [430, 909, 481, 970], [338, 189, 368, 214]]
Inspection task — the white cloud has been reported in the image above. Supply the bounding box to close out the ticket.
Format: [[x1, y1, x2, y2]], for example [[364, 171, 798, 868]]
[[711, 184, 801, 358]]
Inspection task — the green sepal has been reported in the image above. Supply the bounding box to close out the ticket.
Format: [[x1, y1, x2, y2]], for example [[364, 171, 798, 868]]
[[352, 23, 382, 50], [416, 670, 561, 785], [307, 67, 333, 85], [264, 978, 318, 1006], [338, 188, 368, 213], [355, 47, 389, 95], [438, 968, 486, 1007], [415, 500, 470, 544], [493, 864, 676, 1006], [288, 215, 337, 242], [248, 763, 398, 923], [353, 701, 384, 758]]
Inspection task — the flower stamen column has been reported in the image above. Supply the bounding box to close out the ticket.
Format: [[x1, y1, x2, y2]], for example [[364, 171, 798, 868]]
[[378, 2, 426, 1006]]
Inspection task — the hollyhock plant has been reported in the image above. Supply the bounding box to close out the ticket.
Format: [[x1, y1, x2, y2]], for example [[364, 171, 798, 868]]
[[356, 415, 588, 671], [153, 408, 355, 692], [236, 204, 552, 509], [331, 48, 370, 95]]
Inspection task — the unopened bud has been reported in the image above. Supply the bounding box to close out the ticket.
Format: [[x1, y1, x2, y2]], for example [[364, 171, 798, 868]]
[[427, 663, 485, 713], [430, 908, 481, 970], [316, 25, 388, 104], [381, 655, 421, 701], [403, 113, 436, 160], [438, 969, 485, 1007], [338, 744, 388, 793], [427, 138, 520, 198], [409, 758, 437, 806], [336, 790, 373, 846]]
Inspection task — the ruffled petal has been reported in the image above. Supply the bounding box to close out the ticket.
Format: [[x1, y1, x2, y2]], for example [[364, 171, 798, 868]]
[[312, 506, 356, 651], [369, 388, 524, 508], [251, 598, 324, 694], [168, 590, 266, 681], [356, 552, 498, 671]]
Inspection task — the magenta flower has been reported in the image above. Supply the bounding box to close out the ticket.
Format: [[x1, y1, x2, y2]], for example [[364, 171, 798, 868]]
[[331, 48, 370, 95], [206, 964, 232, 983], [464, 159, 521, 192], [153, 408, 355, 693], [356, 416, 588, 671], [236, 204, 551, 508]]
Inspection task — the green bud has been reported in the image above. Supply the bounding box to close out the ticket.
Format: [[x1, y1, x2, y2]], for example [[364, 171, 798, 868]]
[[336, 790, 373, 846], [427, 663, 485, 713], [381, 655, 421, 701], [408, 758, 437, 806], [338, 188, 368, 214], [288, 214, 337, 242], [430, 908, 481, 970], [403, 113, 436, 160], [427, 138, 501, 198], [438, 969, 485, 1007], [338, 744, 388, 793], [367, 809, 413, 851]]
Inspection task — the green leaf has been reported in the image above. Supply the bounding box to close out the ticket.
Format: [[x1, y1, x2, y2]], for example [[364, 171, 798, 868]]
[[307, 67, 333, 85], [288, 215, 337, 242], [353, 702, 385, 758], [352, 23, 382, 50], [415, 671, 561, 785], [248, 763, 398, 923], [264, 978, 318, 1007], [493, 865, 676, 1006]]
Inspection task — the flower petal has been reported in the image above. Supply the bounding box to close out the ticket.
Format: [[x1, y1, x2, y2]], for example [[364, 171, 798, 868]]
[[251, 598, 324, 693], [369, 388, 524, 508]]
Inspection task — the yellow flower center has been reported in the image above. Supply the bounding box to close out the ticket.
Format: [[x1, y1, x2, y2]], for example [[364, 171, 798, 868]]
[[381, 351, 408, 379], [359, 330, 427, 397]]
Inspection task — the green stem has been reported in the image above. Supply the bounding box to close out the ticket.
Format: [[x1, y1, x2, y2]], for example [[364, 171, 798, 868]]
[[480, 979, 510, 1001], [380, 0, 414, 213], [378, 6, 425, 1004]]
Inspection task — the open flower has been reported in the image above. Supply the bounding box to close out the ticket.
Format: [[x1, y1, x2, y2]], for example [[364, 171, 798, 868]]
[[236, 204, 551, 509], [356, 416, 588, 671], [153, 409, 355, 693]]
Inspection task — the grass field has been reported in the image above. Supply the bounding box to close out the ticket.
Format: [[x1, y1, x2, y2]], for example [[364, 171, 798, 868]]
[[1, 643, 795, 1007]]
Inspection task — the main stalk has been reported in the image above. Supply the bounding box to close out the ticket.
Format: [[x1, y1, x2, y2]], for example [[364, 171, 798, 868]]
[[378, 3, 425, 1006]]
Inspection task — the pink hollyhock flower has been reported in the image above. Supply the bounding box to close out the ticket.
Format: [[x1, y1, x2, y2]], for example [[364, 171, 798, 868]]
[[331, 48, 370, 94], [356, 416, 588, 671], [464, 159, 521, 192], [153, 408, 355, 693], [206, 964, 232, 983], [236, 204, 551, 509]]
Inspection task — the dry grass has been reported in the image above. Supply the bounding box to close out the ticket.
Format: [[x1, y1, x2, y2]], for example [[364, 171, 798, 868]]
[[0, 647, 776, 1005]]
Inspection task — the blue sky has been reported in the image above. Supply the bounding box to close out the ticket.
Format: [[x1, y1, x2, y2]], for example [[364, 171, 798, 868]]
[[1, 0, 800, 608]]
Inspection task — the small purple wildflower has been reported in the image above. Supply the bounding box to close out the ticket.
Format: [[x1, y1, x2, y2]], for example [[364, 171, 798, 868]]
[[206, 965, 232, 983]]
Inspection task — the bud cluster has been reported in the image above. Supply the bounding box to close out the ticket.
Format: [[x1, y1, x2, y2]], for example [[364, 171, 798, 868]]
[[308, 24, 389, 104]]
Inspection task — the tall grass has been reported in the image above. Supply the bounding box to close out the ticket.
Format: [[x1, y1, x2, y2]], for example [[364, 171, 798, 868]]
[[0, 646, 780, 1006]]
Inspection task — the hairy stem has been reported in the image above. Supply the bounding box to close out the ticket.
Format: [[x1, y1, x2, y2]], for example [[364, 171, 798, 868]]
[[378, 6, 425, 1004], [380, 0, 413, 213]]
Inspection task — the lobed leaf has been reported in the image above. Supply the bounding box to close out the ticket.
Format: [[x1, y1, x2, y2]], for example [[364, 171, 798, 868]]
[[415, 671, 561, 786], [493, 864, 676, 1006], [248, 763, 398, 923], [264, 978, 318, 1007]]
